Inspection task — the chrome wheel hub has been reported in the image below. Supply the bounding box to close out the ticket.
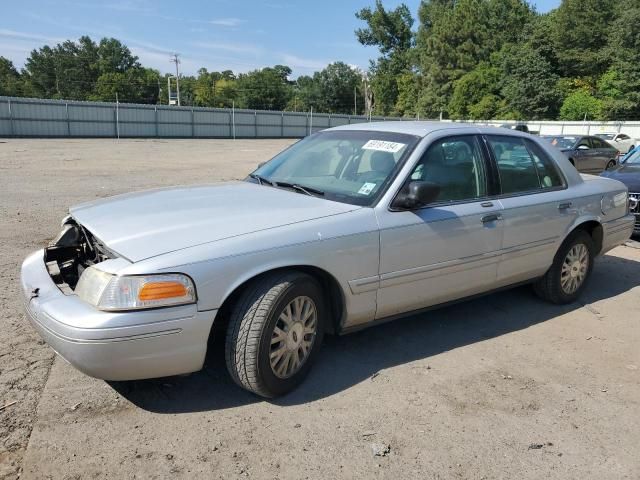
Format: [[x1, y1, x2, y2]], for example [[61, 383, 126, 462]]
[[561, 244, 589, 294], [270, 296, 317, 379]]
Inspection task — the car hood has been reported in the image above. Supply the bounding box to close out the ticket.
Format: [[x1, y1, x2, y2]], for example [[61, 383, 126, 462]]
[[601, 164, 640, 192], [70, 182, 361, 262]]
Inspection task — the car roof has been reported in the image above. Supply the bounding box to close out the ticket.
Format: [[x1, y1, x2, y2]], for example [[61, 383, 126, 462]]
[[327, 121, 530, 138]]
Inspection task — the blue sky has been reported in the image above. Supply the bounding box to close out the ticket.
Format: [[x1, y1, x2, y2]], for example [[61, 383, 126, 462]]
[[1, 0, 560, 77]]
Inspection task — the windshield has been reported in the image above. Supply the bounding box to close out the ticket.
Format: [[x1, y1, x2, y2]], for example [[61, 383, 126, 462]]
[[596, 133, 615, 140], [622, 147, 640, 165], [543, 136, 577, 149], [249, 130, 420, 206]]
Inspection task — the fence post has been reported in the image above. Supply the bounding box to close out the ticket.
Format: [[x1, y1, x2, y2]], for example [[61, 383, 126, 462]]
[[254, 110, 258, 138], [65, 102, 71, 137], [281, 112, 284, 137], [348, 115, 351, 125], [114, 95, 120, 140], [232, 102, 236, 140], [8, 98, 14, 137], [191, 108, 195, 137], [309, 107, 313, 136], [155, 106, 159, 137]]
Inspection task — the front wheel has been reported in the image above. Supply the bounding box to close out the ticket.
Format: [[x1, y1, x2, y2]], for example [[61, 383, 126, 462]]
[[533, 230, 595, 304], [606, 159, 617, 170], [225, 272, 325, 398]]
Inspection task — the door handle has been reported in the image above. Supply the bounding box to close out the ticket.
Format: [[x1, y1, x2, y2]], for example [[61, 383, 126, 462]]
[[558, 202, 572, 210], [481, 213, 502, 224], [480, 201, 494, 208]]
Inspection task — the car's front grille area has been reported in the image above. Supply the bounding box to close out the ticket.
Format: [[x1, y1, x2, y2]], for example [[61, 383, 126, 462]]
[[630, 193, 640, 231]]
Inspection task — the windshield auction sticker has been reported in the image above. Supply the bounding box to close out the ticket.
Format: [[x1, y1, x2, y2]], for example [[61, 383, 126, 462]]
[[362, 140, 406, 153], [358, 183, 377, 195]]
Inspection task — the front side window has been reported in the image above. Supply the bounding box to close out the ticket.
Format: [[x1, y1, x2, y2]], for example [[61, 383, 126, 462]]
[[577, 138, 592, 149], [252, 130, 419, 206], [408, 135, 487, 202], [488, 135, 560, 194]]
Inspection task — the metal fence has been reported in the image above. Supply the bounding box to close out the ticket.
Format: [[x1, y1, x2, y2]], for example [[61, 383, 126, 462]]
[[0, 96, 406, 139], [2, 96, 640, 139]]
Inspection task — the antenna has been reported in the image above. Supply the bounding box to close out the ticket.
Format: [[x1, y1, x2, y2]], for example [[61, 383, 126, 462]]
[[169, 53, 181, 106]]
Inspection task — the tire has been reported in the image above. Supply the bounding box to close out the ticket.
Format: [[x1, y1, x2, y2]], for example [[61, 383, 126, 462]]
[[225, 271, 325, 398], [606, 159, 617, 170], [533, 230, 595, 304]]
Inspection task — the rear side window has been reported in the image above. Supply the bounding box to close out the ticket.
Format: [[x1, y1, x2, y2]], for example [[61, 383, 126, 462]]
[[523, 139, 564, 188], [590, 137, 606, 149], [487, 136, 563, 194]]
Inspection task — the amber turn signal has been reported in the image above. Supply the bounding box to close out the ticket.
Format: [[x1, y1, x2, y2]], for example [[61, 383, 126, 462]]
[[138, 281, 188, 301]]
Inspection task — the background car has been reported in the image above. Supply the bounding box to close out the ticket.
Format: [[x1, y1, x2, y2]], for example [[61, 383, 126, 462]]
[[542, 135, 619, 174], [595, 132, 636, 154], [500, 123, 530, 133], [601, 146, 640, 236]]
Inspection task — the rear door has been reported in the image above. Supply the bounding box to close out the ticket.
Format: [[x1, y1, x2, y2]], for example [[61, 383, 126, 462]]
[[590, 136, 617, 171], [484, 135, 577, 285]]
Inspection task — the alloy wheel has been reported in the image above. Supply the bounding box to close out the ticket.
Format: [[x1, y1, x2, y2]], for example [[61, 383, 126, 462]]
[[269, 296, 318, 379], [560, 243, 589, 295]]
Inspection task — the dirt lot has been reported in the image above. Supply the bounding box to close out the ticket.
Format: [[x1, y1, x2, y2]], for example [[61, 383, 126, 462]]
[[1, 139, 639, 480]]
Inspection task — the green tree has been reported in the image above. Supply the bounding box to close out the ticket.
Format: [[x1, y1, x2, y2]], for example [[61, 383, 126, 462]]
[[598, 4, 640, 119], [236, 66, 293, 110], [497, 42, 562, 119], [448, 63, 501, 119], [552, 0, 616, 78], [355, 0, 414, 115], [415, 0, 534, 117], [559, 90, 603, 120], [0, 57, 23, 96]]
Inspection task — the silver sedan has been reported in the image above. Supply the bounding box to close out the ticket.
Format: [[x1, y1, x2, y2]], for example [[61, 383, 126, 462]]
[[21, 123, 635, 397]]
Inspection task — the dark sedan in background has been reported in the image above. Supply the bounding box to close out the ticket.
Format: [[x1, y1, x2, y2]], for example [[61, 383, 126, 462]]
[[542, 135, 619, 174], [602, 146, 640, 235]]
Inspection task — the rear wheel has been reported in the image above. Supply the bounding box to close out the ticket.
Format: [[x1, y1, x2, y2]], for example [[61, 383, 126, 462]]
[[225, 271, 325, 398], [534, 230, 595, 304]]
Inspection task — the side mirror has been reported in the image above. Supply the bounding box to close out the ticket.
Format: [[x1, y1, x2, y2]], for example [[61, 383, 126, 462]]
[[577, 145, 590, 150], [393, 181, 441, 210]]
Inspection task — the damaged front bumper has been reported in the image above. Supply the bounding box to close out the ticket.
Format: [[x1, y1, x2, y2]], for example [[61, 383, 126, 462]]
[[20, 250, 217, 381]]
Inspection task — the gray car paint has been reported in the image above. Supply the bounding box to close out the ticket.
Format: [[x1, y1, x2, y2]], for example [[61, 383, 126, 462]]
[[21, 122, 635, 381]]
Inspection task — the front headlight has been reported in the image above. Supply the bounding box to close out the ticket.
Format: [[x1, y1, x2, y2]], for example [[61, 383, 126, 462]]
[[75, 267, 196, 311]]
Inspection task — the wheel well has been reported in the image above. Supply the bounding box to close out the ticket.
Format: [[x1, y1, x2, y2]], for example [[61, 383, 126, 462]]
[[215, 266, 345, 338], [572, 220, 603, 254]]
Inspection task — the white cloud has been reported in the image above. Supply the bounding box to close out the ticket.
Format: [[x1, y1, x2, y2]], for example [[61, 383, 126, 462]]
[[0, 29, 63, 44], [208, 18, 245, 27], [192, 41, 262, 55], [279, 53, 328, 71]]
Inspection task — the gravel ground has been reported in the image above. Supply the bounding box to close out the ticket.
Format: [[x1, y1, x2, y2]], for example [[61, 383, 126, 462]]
[[1, 139, 639, 480]]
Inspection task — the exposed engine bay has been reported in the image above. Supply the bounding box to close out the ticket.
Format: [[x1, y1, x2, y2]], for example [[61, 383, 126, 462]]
[[44, 218, 115, 291]]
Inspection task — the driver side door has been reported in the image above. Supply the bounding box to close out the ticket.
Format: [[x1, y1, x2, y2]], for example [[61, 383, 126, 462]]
[[375, 135, 504, 319]]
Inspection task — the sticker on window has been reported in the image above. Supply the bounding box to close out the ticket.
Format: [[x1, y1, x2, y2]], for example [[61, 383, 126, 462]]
[[362, 140, 406, 153], [358, 182, 377, 195]]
